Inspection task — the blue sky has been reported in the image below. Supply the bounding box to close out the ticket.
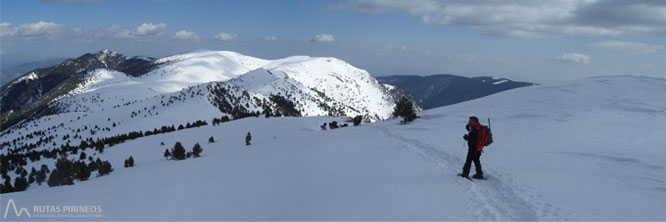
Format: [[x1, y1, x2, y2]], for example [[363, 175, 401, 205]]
[[1, 0, 665, 83]]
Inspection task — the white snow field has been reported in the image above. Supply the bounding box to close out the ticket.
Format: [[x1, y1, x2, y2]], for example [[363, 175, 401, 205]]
[[2, 75, 665, 220]]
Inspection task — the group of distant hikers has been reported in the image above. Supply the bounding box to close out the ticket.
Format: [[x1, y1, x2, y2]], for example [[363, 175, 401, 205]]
[[459, 116, 492, 180]]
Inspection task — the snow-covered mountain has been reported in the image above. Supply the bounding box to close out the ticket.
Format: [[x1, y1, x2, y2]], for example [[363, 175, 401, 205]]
[[218, 56, 395, 120], [1, 50, 396, 134], [2, 75, 664, 220], [0, 50, 137, 131]]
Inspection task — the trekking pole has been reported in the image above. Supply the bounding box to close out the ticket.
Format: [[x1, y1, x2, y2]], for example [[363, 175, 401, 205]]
[[488, 118, 491, 129]]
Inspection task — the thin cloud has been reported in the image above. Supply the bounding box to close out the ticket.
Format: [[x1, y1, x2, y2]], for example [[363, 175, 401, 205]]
[[173, 30, 199, 40], [591, 41, 663, 54], [0, 21, 63, 37], [214, 33, 238, 41], [264, 36, 277, 43], [97, 25, 133, 39], [555, 53, 590, 64], [135, 23, 167, 36], [311, 34, 335, 42], [92, 23, 167, 39], [383, 44, 408, 53]]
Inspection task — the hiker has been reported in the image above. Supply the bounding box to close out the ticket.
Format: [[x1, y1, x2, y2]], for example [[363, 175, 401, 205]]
[[460, 116, 485, 179]]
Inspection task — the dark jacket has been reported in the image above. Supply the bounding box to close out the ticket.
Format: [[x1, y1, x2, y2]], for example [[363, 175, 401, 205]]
[[464, 123, 480, 150]]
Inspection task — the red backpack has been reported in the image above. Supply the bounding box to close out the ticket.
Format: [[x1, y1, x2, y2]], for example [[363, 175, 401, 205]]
[[479, 118, 493, 147]]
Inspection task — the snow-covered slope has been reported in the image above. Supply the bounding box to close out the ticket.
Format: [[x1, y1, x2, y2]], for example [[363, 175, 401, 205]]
[[2, 75, 665, 220], [140, 51, 270, 93], [396, 75, 666, 220]]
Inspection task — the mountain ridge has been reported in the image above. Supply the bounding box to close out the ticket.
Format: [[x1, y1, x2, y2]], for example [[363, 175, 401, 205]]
[[377, 74, 535, 110], [1, 50, 397, 131]]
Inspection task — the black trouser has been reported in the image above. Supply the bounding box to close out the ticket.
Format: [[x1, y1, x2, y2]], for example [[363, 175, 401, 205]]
[[462, 147, 483, 177]]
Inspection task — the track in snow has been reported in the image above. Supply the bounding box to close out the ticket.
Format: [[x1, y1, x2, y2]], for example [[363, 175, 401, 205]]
[[370, 124, 557, 220]]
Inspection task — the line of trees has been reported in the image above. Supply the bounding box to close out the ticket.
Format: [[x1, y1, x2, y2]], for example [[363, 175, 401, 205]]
[[1, 156, 115, 193], [1, 119, 211, 183]]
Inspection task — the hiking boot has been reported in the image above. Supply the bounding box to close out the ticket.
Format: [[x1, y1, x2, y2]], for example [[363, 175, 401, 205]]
[[472, 174, 484, 179], [458, 173, 470, 179]]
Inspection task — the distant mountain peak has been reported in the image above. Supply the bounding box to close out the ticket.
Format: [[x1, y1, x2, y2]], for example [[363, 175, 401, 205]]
[[98, 48, 114, 54], [73, 49, 126, 69], [95, 49, 120, 60]]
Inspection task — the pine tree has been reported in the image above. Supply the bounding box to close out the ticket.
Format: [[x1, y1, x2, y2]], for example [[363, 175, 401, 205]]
[[47, 169, 60, 187], [80, 152, 86, 160], [98, 161, 113, 176], [73, 160, 90, 181], [245, 132, 252, 146], [208, 136, 215, 143], [29, 167, 37, 183], [0, 164, 8, 179], [171, 142, 186, 160], [1, 177, 14, 194], [14, 175, 29, 191], [15, 166, 23, 175], [128, 156, 134, 167], [163, 149, 171, 160], [87, 160, 98, 172], [393, 97, 417, 123], [328, 121, 338, 129], [96, 158, 103, 169], [48, 158, 75, 187], [57, 158, 74, 185], [96, 142, 105, 153], [41, 164, 50, 173], [36, 168, 47, 185], [192, 143, 203, 157], [124, 159, 129, 168]]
